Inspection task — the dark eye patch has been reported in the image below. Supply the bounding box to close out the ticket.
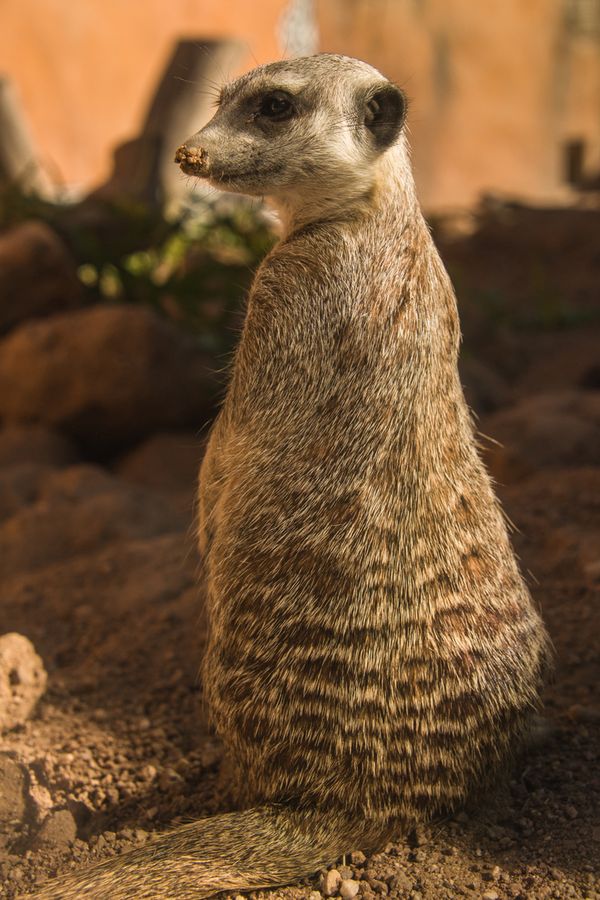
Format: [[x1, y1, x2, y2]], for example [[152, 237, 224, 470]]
[[259, 91, 294, 120], [243, 89, 297, 124]]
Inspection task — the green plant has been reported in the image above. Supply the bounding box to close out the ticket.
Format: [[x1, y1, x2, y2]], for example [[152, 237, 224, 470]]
[[0, 182, 275, 352]]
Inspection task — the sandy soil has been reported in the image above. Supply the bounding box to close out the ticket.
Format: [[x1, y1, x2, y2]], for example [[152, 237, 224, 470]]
[[0, 209, 598, 900]]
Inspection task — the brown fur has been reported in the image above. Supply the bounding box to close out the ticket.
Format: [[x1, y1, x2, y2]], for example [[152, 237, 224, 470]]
[[27, 55, 551, 899]]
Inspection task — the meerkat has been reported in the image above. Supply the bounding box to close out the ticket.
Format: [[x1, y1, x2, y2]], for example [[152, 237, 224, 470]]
[[28, 54, 551, 899]]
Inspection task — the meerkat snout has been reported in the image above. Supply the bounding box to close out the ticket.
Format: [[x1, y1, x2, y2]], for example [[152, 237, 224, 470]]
[[174, 143, 209, 177]]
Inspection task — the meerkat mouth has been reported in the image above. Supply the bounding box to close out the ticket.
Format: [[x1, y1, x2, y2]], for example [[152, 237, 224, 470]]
[[211, 163, 287, 184]]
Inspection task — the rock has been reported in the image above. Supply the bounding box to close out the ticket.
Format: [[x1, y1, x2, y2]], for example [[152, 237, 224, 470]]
[[0, 463, 51, 523], [0, 304, 218, 452], [0, 221, 82, 333], [32, 809, 77, 849], [0, 633, 47, 731], [339, 880, 360, 900], [367, 879, 388, 894], [0, 425, 78, 469], [388, 873, 414, 892], [66, 799, 94, 837], [519, 330, 600, 394], [0, 755, 28, 826], [116, 431, 204, 493], [321, 869, 342, 897], [0, 464, 188, 579], [459, 356, 510, 414], [350, 851, 367, 866], [28, 782, 54, 824], [481, 390, 600, 482]]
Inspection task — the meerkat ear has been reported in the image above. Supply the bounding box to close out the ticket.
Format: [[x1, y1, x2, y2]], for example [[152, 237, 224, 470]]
[[364, 83, 406, 150]]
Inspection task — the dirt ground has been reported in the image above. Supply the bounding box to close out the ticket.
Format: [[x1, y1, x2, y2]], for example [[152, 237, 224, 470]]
[[0, 207, 598, 900]]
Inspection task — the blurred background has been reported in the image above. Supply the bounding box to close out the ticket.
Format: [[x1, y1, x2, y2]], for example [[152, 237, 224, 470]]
[[2, 0, 600, 206], [0, 4, 598, 899]]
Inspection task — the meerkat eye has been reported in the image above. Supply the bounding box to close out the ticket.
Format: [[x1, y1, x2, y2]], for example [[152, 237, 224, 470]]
[[258, 91, 294, 122]]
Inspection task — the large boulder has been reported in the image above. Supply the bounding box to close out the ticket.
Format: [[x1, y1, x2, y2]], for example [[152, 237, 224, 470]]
[[481, 389, 600, 482], [0, 221, 82, 332], [0, 305, 218, 452], [116, 431, 205, 493]]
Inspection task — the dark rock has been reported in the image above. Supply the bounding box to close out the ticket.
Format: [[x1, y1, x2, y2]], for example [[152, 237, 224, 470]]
[[481, 390, 600, 482], [460, 356, 511, 414], [0, 463, 51, 522], [0, 221, 82, 333], [0, 305, 218, 453], [32, 809, 77, 849], [1, 531, 202, 682], [116, 431, 204, 493], [0, 425, 78, 469], [518, 330, 600, 395]]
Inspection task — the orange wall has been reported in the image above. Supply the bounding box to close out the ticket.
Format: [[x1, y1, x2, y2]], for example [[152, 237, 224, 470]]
[[2, 0, 599, 207], [317, 0, 600, 208], [1, 0, 287, 190]]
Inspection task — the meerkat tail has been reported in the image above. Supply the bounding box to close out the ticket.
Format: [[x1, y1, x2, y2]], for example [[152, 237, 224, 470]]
[[25, 806, 355, 900]]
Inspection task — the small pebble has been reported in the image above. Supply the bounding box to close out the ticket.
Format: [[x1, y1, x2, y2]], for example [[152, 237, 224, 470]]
[[350, 851, 366, 866], [482, 892, 499, 900], [339, 879, 360, 900], [388, 874, 413, 892], [321, 869, 342, 897]]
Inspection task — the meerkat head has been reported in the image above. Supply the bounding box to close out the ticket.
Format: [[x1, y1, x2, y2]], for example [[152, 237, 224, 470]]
[[175, 54, 408, 229]]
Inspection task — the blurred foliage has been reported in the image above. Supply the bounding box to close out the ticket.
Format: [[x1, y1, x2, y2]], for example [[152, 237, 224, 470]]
[[1, 182, 597, 358], [0, 181, 275, 353]]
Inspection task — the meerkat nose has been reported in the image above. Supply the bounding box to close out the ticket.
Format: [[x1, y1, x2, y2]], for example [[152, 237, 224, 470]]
[[174, 143, 210, 176]]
